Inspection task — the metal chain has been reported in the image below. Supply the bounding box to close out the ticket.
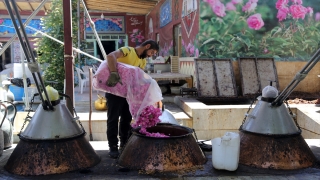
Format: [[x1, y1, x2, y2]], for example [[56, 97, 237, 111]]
[[241, 95, 258, 125], [193, 128, 199, 142], [285, 100, 300, 129], [19, 93, 85, 134], [19, 94, 36, 134], [61, 93, 85, 132], [72, 105, 85, 132]]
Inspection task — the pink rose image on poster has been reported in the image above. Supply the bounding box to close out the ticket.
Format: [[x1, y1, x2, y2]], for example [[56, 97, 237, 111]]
[[291, 0, 302, 5], [199, 0, 320, 60], [231, 0, 242, 5], [290, 4, 307, 19], [316, 12, 320, 21], [213, 1, 226, 17], [203, 0, 219, 5], [195, 49, 199, 57], [306, 7, 313, 15], [226, 2, 237, 11], [277, 7, 289, 21], [242, 1, 257, 12], [247, 13, 264, 30], [276, 0, 289, 10], [130, 28, 145, 45], [184, 42, 196, 57]]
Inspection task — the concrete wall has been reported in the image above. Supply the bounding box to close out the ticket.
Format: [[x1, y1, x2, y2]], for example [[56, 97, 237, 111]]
[[175, 97, 320, 140], [13, 99, 319, 142], [276, 62, 320, 93]]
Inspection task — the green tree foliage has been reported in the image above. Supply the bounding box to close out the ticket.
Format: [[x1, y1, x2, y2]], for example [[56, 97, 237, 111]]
[[35, 0, 80, 92]]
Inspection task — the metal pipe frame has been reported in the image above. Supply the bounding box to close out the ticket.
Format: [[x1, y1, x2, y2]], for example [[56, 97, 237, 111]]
[[0, 0, 49, 56], [25, 26, 102, 62], [80, 0, 107, 60], [4, 0, 53, 110], [272, 48, 320, 106]]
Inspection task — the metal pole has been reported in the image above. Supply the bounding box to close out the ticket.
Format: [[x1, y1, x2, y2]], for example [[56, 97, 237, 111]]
[[20, 49, 30, 110], [80, 0, 107, 60], [272, 48, 320, 106], [26, 26, 102, 62], [5, 0, 53, 110], [0, 0, 49, 56], [77, 0, 81, 68], [63, 0, 74, 114]]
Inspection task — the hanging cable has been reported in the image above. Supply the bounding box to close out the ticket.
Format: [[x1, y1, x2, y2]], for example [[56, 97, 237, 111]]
[[80, 0, 108, 60]]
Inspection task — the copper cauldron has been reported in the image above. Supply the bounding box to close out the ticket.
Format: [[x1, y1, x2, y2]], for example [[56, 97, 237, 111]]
[[118, 123, 207, 172]]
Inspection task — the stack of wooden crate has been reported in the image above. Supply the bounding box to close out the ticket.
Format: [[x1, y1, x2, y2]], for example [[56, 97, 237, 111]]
[[170, 56, 179, 73]]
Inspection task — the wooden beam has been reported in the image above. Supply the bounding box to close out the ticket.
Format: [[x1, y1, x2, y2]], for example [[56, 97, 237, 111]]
[[16, 3, 23, 12], [87, 6, 148, 15], [89, 5, 150, 11], [86, 4, 154, 10], [86, 4, 153, 11], [0, 0, 157, 15], [0, 1, 6, 9], [86, 0, 156, 8], [43, 4, 47, 12], [9, 0, 51, 2], [27, 1, 35, 11]]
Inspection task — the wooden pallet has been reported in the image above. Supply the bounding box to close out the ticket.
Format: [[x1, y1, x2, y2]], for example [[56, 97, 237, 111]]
[[194, 58, 237, 97], [170, 56, 179, 73], [238, 57, 279, 96]]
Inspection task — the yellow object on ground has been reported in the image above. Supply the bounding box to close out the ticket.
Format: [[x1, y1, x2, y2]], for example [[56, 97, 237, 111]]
[[94, 94, 107, 111]]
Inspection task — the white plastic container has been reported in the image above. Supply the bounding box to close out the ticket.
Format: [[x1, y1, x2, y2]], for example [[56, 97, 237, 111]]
[[211, 132, 240, 171], [13, 63, 35, 84]]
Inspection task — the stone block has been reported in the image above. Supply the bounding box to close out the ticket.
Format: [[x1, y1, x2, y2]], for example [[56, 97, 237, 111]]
[[194, 129, 239, 140], [177, 119, 193, 128]]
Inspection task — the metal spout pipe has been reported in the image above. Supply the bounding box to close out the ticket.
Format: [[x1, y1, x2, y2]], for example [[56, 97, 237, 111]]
[[272, 48, 320, 106]]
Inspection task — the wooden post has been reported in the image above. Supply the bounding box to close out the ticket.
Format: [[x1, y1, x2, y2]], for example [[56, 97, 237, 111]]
[[62, 0, 74, 114]]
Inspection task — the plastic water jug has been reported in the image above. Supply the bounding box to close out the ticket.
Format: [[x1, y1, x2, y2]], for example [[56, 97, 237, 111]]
[[211, 132, 240, 171]]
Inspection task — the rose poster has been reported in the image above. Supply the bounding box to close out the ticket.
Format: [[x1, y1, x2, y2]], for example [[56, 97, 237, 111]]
[[199, 0, 320, 61]]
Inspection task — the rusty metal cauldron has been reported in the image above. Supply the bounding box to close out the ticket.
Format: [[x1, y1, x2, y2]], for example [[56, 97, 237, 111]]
[[4, 98, 100, 176], [118, 123, 207, 172], [0, 122, 4, 156], [239, 47, 320, 169], [0, 101, 17, 149], [239, 94, 316, 169], [3, 0, 100, 176], [0, 102, 8, 156]]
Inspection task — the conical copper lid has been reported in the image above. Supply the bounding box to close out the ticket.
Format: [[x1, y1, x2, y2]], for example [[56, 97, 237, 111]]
[[20, 103, 83, 140]]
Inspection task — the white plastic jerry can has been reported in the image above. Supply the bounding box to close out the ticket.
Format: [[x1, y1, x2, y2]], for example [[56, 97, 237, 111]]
[[211, 132, 240, 171]]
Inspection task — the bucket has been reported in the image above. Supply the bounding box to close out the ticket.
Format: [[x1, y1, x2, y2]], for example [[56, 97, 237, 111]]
[[211, 132, 240, 171], [9, 85, 24, 101]]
